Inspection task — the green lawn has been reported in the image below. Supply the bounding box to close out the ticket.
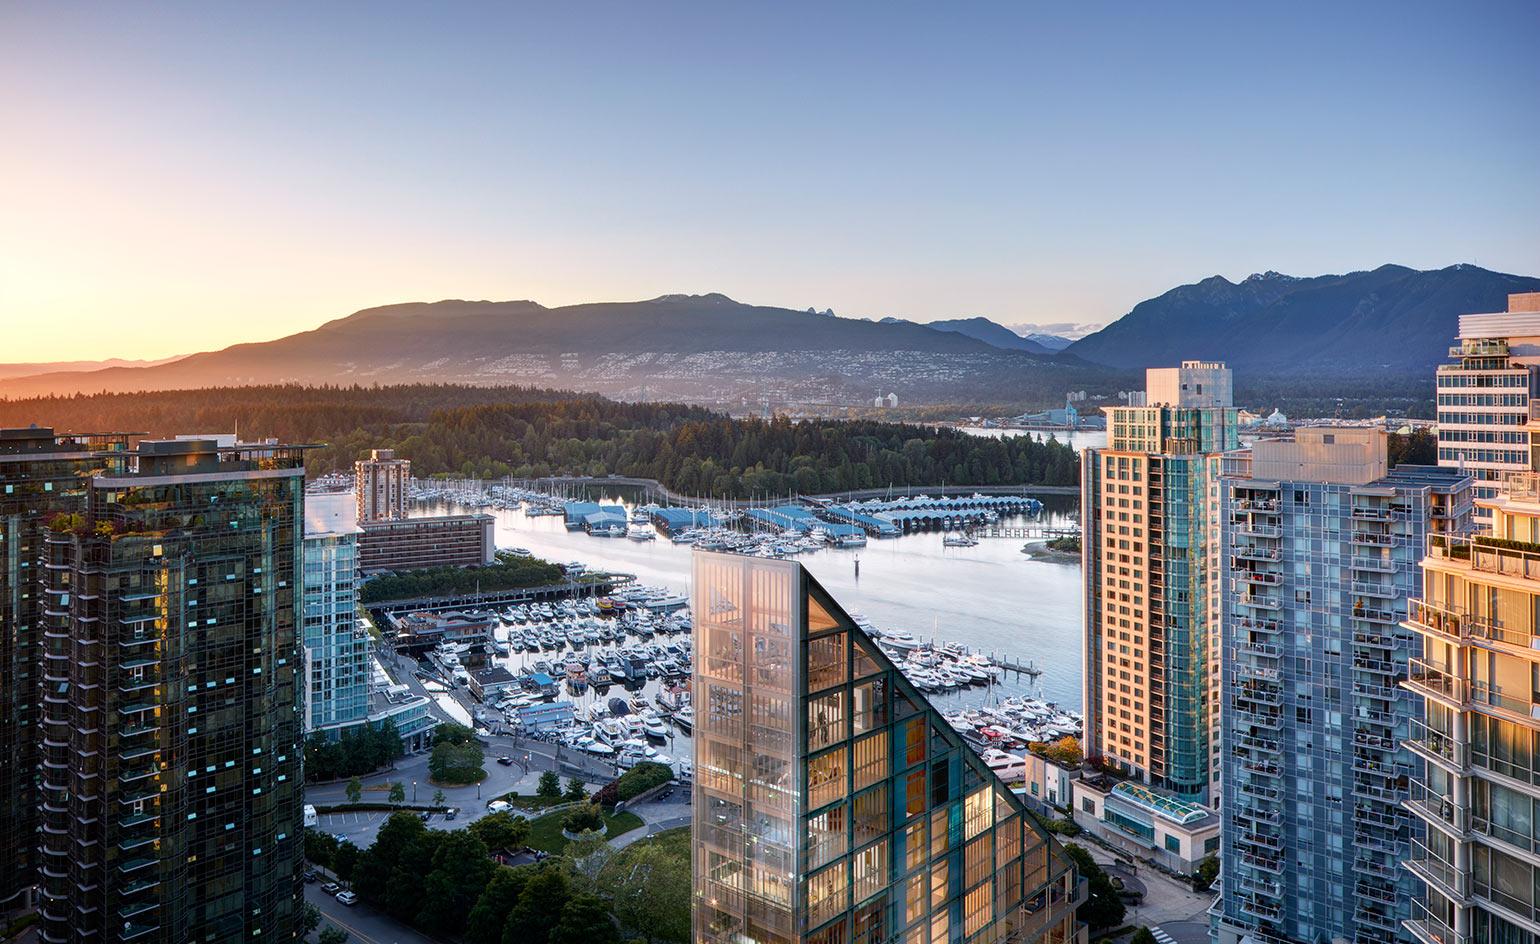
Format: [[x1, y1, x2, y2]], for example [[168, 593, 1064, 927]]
[[493, 791, 573, 812], [526, 808, 645, 854]]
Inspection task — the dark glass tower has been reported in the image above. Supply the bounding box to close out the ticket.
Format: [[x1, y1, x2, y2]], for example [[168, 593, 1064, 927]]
[[691, 550, 1085, 944], [36, 439, 308, 944], [0, 427, 132, 909]]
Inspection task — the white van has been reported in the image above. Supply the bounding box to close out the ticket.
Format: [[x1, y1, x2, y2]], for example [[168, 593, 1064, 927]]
[[303, 804, 318, 828], [486, 800, 512, 814]]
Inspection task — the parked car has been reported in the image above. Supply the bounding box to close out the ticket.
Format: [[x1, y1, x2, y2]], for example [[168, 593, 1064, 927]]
[[419, 811, 431, 822], [320, 882, 341, 896], [337, 891, 358, 906], [303, 869, 318, 883], [444, 808, 458, 820], [487, 800, 512, 814], [497, 756, 514, 766]]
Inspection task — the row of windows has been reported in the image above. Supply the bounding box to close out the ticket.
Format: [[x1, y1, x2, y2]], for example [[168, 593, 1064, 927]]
[[1436, 371, 1531, 388], [1438, 411, 1528, 426], [1436, 393, 1531, 407]]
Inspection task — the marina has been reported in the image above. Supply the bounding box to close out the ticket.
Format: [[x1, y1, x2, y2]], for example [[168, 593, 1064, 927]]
[[406, 485, 1086, 710], [400, 581, 1081, 773]]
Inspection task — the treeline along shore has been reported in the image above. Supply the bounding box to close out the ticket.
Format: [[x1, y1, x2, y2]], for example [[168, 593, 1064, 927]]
[[0, 383, 1080, 496]]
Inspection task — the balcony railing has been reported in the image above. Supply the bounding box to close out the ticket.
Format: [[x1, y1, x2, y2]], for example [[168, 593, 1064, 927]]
[[1404, 718, 1467, 770], [1231, 546, 1281, 562], [1352, 507, 1394, 521], [1352, 581, 1396, 598], [1405, 658, 1466, 705], [1405, 839, 1471, 900], [1239, 571, 1282, 586], [1430, 533, 1540, 581], [1352, 531, 1395, 547], [1405, 899, 1468, 944], [1351, 556, 1396, 573]]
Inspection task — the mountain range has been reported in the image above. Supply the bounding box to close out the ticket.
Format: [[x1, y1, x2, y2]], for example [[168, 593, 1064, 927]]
[[0, 293, 1098, 407], [2, 264, 1533, 409], [1066, 264, 1540, 371]]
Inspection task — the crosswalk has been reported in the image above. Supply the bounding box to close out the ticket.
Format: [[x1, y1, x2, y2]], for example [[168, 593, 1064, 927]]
[[1149, 927, 1178, 944]]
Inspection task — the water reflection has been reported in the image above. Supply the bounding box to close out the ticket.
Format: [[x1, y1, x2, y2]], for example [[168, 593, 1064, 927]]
[[419, 491, 1086, 710]]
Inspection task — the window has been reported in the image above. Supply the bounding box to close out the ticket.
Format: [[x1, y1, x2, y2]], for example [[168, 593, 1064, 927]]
[[1164, 834, 1181, 854], [905, 770, 926, 817]]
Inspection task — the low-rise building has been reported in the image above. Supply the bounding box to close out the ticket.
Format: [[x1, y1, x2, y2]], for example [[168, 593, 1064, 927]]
[[392, 609, 497, 648], [1021, 750, 1082, 814], [469, 666, 518, 702], [358, 512, 496, 574], [1071, 775, 1220, 874]]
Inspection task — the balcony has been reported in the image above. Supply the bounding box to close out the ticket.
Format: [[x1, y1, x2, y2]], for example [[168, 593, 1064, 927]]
[[1429, 533, 1540, 581], [1236, 894, 1282, 922], [1355, 606, 1397, 624], [1451, 339, 1510, 358], [1407, 597, 1467, 641], [1236, 498, 1280, 513], [1353, 655, 1395, 676], [1405, 781, 1465, 834], [1405, 906, 1468, 944], [1351, 556, 1395, 573], [1237, 781, 1281, 803], [1404, 721, 1467, 772], [1237, 617, 1281, 634], [1405, 840, 1470, 900], [1238, 638, 1281, 658], [1230, 804, 1281, 827], [1233, 522, 1282, 539], [1404, 658, 1466, 707], [1238, 571, 1282, 586], [1354, 854, 1398, 881], [1232, 545, 1281, 563], [1355, 879, 1397, 906], [1237, 850, 1283, 875], [1352, 630, 1393, 649], [1352, 507, 1394, 522], [1352, 531, 1395, 547], [1351, 581, 1396, 599], [1235, 684, 1283, 707], [1237, 595, 1281, 611], [1236, 664, 1280, 682]]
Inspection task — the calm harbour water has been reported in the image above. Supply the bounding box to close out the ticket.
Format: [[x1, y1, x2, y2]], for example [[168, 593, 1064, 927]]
[[421, 492, 1086, 712]]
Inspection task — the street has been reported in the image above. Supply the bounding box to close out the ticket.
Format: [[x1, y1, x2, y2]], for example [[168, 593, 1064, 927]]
[[307, 883, 443, 944]]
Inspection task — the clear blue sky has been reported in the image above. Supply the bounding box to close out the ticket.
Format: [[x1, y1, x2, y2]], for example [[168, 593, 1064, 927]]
[[2, 0, 1536, 359]]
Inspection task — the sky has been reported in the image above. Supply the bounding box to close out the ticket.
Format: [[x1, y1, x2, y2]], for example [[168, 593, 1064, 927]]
[[2, 1, 1537, 361]]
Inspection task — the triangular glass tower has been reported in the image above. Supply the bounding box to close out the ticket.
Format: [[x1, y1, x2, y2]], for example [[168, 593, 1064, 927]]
[[691, 550, 1086, 944]]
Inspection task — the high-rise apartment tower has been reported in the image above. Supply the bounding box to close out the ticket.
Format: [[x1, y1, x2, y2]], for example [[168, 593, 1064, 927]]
[[1402, 462, 1540, 944], [1436, 292, 1540, 528], [354, 448, 410, 523], [690, 550, 1086, 944], [1082, 361, 1238, 802], [36, 438, 307, 944], [1214, 428, 1469, 944], [0, 428, 132, 909]]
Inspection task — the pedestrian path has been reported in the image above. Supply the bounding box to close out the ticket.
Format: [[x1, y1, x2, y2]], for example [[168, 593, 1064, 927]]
[[1149, 926, 1177, 944]]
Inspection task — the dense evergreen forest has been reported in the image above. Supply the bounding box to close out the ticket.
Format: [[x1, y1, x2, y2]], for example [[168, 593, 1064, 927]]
[[0, 384, 1079, 495]]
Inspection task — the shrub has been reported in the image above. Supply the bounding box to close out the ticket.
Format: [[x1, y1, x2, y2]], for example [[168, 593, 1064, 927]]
[[562, 804, 604, 834], [614, 762, 672, 802]]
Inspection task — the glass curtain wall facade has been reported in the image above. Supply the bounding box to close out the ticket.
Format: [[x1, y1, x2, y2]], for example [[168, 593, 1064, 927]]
[[1216, 442, 1470, 944], [1435, 295, 1540, 528], [302, 494, 368, 732], [1402, 470, 1540, 944], [691, 550, 1085, 944], [0, 428, 131, 908], [1083, 362, 1238, 802], [36, 440, 307, 944]]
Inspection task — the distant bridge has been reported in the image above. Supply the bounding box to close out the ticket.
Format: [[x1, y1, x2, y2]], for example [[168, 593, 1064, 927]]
[[967, 526, 1081, 540]]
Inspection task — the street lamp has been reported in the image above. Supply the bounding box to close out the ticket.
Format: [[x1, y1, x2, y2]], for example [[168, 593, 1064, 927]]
[[412, 781, 417, 803]]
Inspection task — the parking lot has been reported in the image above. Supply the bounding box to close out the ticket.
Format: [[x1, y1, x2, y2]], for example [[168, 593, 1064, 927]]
[[318, 807, 466, 848]]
